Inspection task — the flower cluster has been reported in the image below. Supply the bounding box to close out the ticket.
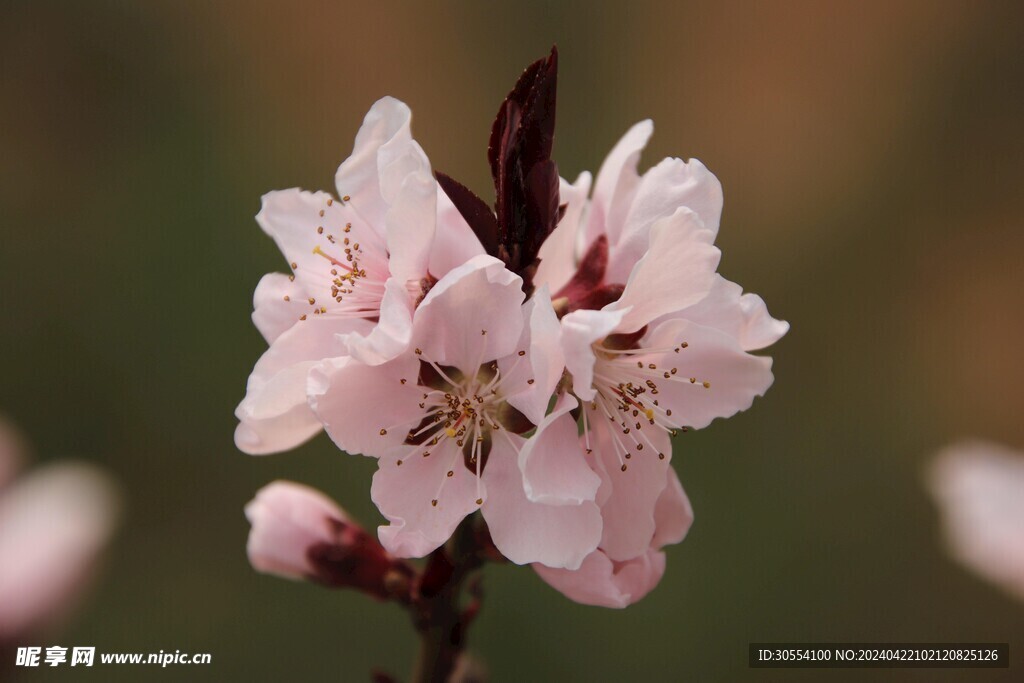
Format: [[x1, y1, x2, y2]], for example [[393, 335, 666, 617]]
[[237, 49, 786, 608]]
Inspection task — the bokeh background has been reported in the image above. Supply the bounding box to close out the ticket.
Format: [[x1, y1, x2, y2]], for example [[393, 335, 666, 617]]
[[2, 0, 1022, 680]]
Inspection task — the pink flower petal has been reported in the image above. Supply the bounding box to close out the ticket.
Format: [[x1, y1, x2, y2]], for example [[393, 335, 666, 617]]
[[482, 431, 602, 569], [412, 255, 525, 377], [640, 318, 775, 430], [334, 97, 424, 235], [235, 317, 371, 455], [340, 277, 415, 366], [256, 189, 375, 291], [372, 439, 481, 559], [606, 207, 721, 334], [251, 272, 305, 344], [606, 157, 722, 283], [590, 120, 654, 247], [585, 414, 672, 561], [652, 466, 694, 549], [385, 170, 436, 285], [501, 287, 564, 426], [561, 307, 627, 402], [534, 172, 593, 295], [517, 395, 601, 506], [533, 548, 666, 609], [308, 353, 424, 458], [660, 275, 789, 352], [429, 185, 487, 279]]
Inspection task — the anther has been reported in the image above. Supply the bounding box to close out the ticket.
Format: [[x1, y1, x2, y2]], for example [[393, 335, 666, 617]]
[[379, 429, 387, 435], [431, 499, 437, 507]]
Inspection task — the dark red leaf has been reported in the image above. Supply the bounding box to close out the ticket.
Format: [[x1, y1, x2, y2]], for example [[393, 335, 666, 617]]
[[555, 235, 608, 305], [435, 171, 500, 257]]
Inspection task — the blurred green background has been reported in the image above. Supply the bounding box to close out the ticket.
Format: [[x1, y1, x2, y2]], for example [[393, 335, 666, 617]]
[[2, 0, 1022, 680]]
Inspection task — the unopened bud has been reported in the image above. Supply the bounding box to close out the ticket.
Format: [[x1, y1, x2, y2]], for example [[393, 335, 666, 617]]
[[245, 481, 412, 601]]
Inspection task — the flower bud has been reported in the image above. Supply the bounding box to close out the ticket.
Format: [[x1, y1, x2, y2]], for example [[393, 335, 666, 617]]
[[246, 481, 412, 601]]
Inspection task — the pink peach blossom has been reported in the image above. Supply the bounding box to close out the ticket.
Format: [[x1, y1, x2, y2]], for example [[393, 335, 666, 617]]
[[235, 97, 484, 455], [539, 124, 785, 574], [309, 256, 602, 569]]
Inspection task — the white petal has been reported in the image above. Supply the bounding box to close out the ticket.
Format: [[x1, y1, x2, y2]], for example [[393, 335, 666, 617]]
[[606, 208, 720, 333], [586, 412, 671, 561], [251, 273, 305, 344]]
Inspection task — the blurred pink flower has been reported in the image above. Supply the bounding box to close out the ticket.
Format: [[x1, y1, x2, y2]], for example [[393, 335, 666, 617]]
[[246, 480, 412, 599], [928, 440, 1024, 601], [235, 97, 483, 455], [0, 421, 119, 640], [309, 255, 602, 569]]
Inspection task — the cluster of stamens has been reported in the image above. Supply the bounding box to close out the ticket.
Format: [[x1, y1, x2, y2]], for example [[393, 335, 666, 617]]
[[285, 193, 393, 323], [378, 342, 533, 509], [584, 339, 709, 472]]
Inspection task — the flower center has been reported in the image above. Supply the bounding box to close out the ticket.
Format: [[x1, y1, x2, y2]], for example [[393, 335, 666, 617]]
[[582, 337, 710, 471], [379, 345, 534, 508]]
